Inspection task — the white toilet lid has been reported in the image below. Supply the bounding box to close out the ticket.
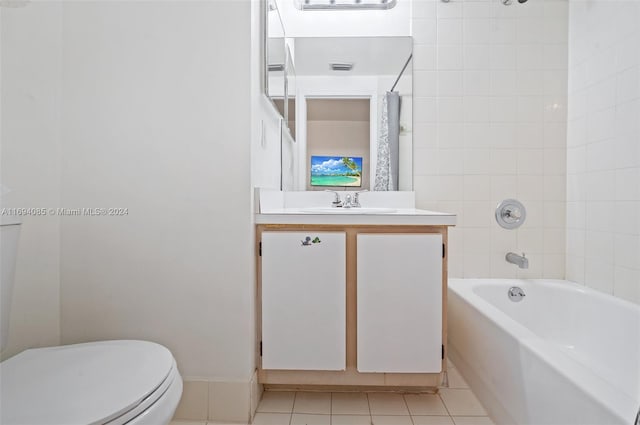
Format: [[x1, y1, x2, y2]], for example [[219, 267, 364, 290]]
[[0, 340, 175, 425]]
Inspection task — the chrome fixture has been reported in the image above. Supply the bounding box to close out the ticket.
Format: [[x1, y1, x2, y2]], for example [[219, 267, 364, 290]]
[[353, 190, 368, 208], [506, 252, 529, 269], [330, 63, 354, 72], [502, 0, 528, 5], [268, 64, 285, 72], [295, 0, 397, 10], [508, 286, 526, 302], [343, 194, 354, 208], [496, 199, 526, 230], [325, 190, 342, 207]]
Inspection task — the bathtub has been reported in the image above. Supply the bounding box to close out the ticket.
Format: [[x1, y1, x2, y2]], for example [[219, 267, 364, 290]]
[[448, 279, 639, 425]]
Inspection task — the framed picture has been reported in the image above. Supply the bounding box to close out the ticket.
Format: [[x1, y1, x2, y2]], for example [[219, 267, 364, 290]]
[[310, 156, 362, 187]]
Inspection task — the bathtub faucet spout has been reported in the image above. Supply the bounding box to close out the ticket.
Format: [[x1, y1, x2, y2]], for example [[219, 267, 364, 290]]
[[506, 252, 529, 269]]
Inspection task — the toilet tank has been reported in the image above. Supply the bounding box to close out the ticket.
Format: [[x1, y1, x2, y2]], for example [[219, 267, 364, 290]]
[[1, 216, 21, 353]]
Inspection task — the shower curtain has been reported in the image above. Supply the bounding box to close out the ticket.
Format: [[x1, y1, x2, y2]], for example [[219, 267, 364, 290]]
[[374, 91, 400, 191]]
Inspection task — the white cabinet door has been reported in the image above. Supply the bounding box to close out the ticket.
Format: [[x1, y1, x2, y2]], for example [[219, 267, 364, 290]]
[[357, 233, 443, 373], [261, 231, 346, 370]]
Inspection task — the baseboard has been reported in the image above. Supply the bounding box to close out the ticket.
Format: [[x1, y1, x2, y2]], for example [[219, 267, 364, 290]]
[[173, 372, 262, 424]]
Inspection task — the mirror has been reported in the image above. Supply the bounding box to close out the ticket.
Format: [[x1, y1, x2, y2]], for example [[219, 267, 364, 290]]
[[273, 46, 296, 141], [289, 36, 412, 191], [264, 0, 286, 110]]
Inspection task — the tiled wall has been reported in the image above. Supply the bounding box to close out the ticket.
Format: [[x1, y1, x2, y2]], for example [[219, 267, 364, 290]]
[[411, 0, 569, 278], [566, 0, 640, 303]]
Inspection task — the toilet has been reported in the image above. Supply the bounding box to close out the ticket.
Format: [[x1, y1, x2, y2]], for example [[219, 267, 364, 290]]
[[0, 216, 183, 425]]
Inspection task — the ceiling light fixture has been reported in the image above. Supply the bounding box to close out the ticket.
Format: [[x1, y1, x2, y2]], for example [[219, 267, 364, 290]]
[[294, 0, 397, 11]]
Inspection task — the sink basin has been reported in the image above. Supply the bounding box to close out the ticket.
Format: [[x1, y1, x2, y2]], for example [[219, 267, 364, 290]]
[[296, 207, 397, 214]]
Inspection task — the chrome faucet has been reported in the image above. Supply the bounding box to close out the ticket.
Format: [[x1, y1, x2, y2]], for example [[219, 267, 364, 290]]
[[342, 190, 368, 208], [325, 190, 342, 208], [353, 190, 368, 208], [506, 252, 529, 269]]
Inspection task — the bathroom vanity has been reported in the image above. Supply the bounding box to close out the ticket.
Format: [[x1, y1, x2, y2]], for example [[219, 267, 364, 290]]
[[255, 190, 456, 389]]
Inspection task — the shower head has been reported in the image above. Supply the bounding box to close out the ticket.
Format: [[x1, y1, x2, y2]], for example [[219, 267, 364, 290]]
[[518, 0, 528, 3]]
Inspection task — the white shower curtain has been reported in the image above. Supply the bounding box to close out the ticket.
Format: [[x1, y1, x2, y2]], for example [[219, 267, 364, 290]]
[[374, 92, 400, 191]]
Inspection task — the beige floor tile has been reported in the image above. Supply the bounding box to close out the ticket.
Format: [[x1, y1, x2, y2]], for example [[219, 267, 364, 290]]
[[331, 415, 372, 425], [170, 421, 207, 425], [293, 392, 331, 414], [290, 413, 330, 425], [452, 416, 495, 425], [256, 391, 296, 414], [367, 393, 410, 416], [371, 416, 413, 425], [251, 412, 291, 425], [438, 389, 487, 416], [331, 392, 370, 415], [412, 416, 455, 425], [447, 368, 469, 389], [207, 423, 249, 425], [404, 394, 448, 416]]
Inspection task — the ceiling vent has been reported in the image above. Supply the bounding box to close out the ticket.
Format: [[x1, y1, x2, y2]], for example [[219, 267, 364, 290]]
[[330, 63, 354, 71], [268, 64, 285, 72]]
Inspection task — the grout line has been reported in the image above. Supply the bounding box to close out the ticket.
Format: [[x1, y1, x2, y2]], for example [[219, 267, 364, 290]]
[[288, 392, 297, 425], [365, 392, 373, 425], [329, 392, 333, 425], [402, 394, 416, 425], [438, 391, 453, 418]]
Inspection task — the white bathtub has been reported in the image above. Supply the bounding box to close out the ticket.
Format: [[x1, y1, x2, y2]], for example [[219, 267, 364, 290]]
[[448, 279, 640, 425]]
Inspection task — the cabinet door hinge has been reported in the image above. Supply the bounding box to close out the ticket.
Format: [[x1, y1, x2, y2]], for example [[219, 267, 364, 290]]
[[442, 243, 446, 258], [259, 341, 263, 356], [259, 242, 262, 257]]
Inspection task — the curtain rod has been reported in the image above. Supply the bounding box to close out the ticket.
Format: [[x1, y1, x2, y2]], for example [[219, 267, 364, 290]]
[[390, 53, 413, 92]]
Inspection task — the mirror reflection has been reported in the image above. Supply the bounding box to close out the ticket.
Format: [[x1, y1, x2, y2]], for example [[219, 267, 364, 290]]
[[289, 36, 412, 191], [265, 0, 285, 106]]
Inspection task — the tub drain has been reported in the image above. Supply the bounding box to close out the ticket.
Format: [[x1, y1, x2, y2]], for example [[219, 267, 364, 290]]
[[508, 286, 526, 302]]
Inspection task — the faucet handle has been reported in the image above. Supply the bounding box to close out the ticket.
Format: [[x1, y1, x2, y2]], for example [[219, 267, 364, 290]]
[[353, 189, 369, 207], [324, 190, 342, 207]]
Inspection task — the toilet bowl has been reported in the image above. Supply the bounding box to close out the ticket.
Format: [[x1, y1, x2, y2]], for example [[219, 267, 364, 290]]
[[1, 217, 183, 424], [0, 340, 183, 425]]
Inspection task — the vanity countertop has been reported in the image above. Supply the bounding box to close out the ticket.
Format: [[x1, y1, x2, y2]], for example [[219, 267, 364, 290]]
[[255, 208, 456, 226], [255, 189, 456, 226]]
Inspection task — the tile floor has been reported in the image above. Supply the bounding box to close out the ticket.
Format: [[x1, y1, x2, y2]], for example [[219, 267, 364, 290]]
[[170, 360, 494, 425]]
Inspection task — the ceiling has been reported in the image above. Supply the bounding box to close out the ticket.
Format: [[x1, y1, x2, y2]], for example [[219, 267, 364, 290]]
[[293, 37, 412, 76]]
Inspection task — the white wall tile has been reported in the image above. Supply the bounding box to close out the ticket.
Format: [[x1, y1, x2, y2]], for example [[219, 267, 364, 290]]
[[439, 123, 465, 148], [438, 71, 464, 96], [566, 0, 640, 303], [614, 266, 640, 304], [463, 44, 491, 69], [438, 44, 464, 69], [412, 0, 569, 280], [414, 44, 438, 70], [463, 19, 492, 44], [438, 97, 464, 122], [415, 70, 438, 96], [438, 1, 463, 19], [439, 19, 464, 44], [414, 19, 438, 44], [413, 0, 437, 19]]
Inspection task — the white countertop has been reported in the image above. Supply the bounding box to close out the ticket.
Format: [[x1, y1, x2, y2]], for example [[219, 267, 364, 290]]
[[256, 208, 457, 225], [255, 189, 457, 226]]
